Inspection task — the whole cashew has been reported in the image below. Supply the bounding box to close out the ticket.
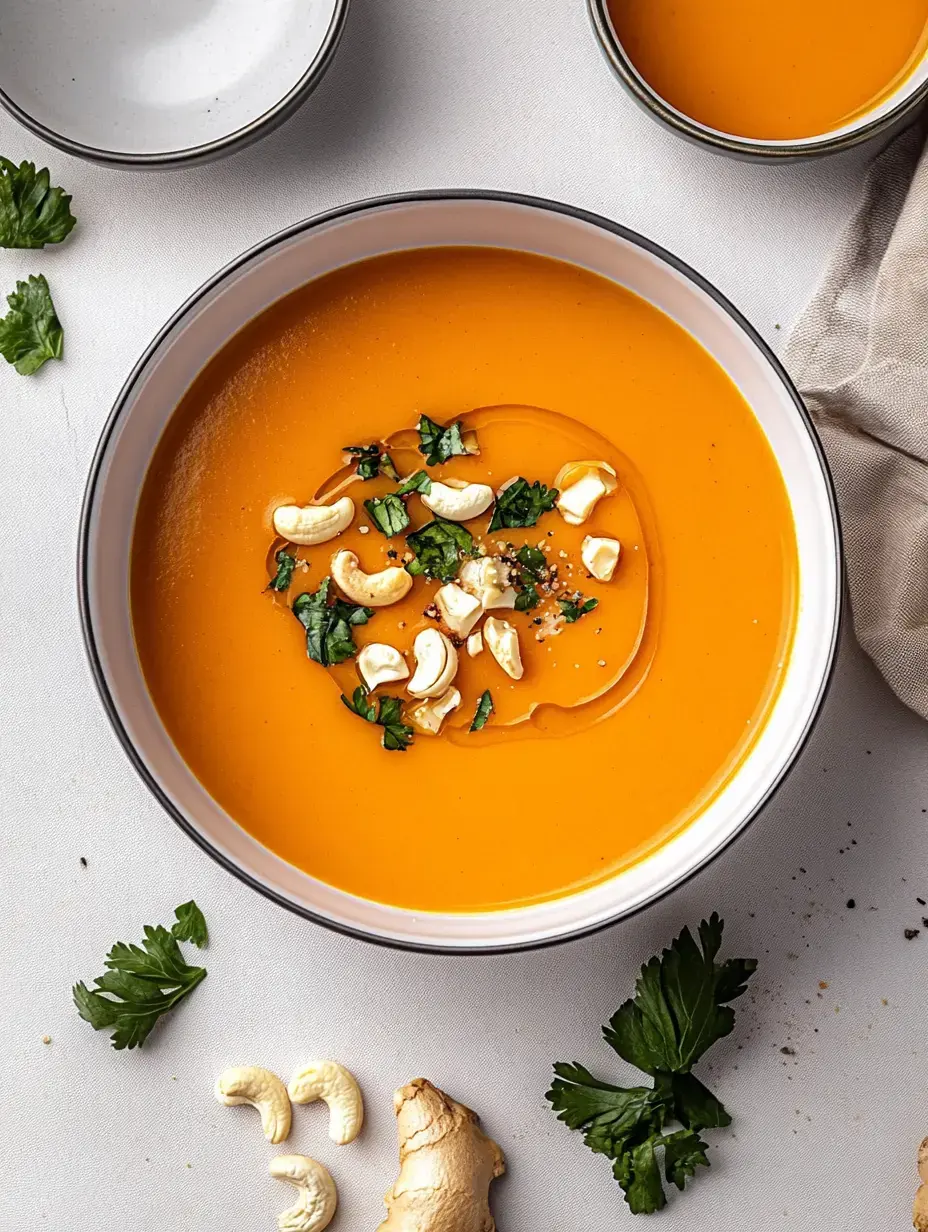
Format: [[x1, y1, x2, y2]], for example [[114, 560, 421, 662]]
[[554, 460, 617, 526], [358, 643, 409, 690], [421, 480, 494, 522], [270, 1154, 338, 1232], [215, 1066, 291, 1143], [274, 497, 355, 545], [331, 549, 413, 607], [407, 628, 459, 698], [288, 1059, 365, 1145]]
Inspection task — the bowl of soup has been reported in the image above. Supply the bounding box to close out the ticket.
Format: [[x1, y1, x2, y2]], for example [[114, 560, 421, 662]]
[[590, 0, 928, 157], [79, 192, 841, 950]]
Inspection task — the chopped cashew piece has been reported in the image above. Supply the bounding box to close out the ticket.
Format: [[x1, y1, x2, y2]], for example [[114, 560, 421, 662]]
[[435, 582, 483, 636], [421, 481, 494, 522], [274, 497, 354, 546], [215, 1066, 291, 1143], [358, 643, 409, 690], [488, 586, 517, 610], [331, 549, 413, 607], [377, 1079, 504, 1232], [288, 1060, 364, 1145], [554, 460, 618, 526], [915, 1138, 928, 1230], [466, 630, 483, 657], [408, 629, 459, 698], [408, 687, 462, 735], [270, 1155, 337, 1232], [459, 557, 511, 609], [581, 535, 621, 582], [483, 616, 524, 680]]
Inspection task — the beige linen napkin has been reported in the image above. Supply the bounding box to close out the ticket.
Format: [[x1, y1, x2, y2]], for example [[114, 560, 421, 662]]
[[785, 121, 928, 719]]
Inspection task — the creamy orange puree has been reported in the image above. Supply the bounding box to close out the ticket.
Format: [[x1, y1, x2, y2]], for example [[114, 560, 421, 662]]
[[607, 0, 928, 140], [131, 248, 796, 912]]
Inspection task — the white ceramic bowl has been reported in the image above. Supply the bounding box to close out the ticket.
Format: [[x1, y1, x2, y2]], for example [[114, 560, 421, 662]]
[[0, 0, 349, 167], [78, 193, 842, 951]]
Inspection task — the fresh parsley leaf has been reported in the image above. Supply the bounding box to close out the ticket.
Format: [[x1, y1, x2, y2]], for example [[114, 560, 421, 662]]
[[292, 577, 373, 667], [513, 543, 546, 610], [470, 689, 494, 731], [417, 413, 469, 466], [364, 493, 410, 537], [547, 916, 756, 1214], [0, 274, 63, 375], [0, 158, 76, 248], [268, 548, 297, 591], [515, 544, 547, 576], [515, 580, 540, 611], [396, 470, 432, 496], [341, 686, 413, 751], [405, 518, 474, 582], [488, 478, 558, 532], [72, 910, 208, 1050], [558, 594, 598, 623], [344, 443, 399, 481], [171, 901, 209, 948]]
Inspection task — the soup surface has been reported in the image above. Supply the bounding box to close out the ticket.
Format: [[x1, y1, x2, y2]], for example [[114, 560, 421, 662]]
[[607, 0, 928, 140], [132, 247, 797, 912]]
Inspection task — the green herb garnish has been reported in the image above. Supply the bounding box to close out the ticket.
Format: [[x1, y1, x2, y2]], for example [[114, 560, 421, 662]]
[[513, 543, 547, 611], [292, 577, 373, 666], [547, 915, 756, 1214], [268, 548, 297, 592], [470, 690, 494, 731], [72, 902, 209, 1050], [344, 443, 399, 481], [396, 469, 433, 496], [488, 478, 558, 532], [341, 685, 414, 751], [558, 593, 598, 623], [417, 413, 470, 466], [0, 158, 76, 249], [0, 274, 63, 375], [406, 518, 474, 582], [364, 493, 410, 537]]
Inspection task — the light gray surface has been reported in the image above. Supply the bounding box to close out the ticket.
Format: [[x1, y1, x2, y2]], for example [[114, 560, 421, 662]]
[[1, 1, 926, 1228]]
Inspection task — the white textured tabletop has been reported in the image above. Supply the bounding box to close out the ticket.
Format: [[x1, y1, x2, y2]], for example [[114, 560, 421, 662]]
[[3, 1, 927, 1229]]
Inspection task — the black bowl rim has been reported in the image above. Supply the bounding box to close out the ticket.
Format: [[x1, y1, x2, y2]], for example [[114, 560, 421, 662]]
[[588, 0, 928, 160], [0, 0, 350, 169], [77, 189, 844, 953]]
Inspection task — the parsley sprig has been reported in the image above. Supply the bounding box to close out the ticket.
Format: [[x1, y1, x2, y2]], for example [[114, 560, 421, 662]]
[[341, 686, 414, 751], [292, 577, 373, 666], [513, 544, 547, 611], [364, 492, 410, 537], [406, 519, 474, 582], [0, 274, 63, 375], [559, 592, 598, 623], [73, 902, 208, 1050], [268, 548, 297, 592], [417, 413, 470, 466], [547, 915, 756, 1214], [488, 478, 558, 532], [470, 689, 494, 731], [0, 158, 76, 249], [344, 443, 399, 482]]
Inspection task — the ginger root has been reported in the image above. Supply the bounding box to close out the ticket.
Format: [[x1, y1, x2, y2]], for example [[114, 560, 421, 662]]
[[915, 1137, 928, 1229], [377, 1078, 505, 1232]]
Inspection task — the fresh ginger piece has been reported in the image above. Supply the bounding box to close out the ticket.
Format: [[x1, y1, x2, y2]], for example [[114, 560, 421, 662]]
[[915, 1138, 928, 1229], [377, 1078, 505, 1232]]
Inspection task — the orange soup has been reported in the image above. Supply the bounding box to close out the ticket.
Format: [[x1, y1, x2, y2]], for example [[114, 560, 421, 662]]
[[607, 0, 928, 140], [131, 248, 797, 912]]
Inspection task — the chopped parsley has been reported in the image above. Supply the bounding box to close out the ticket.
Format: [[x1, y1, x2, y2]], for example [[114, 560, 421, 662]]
[[0, 158, 76, 249], [488, 478, 558, 532], [267, 548, 297, 591], [344, 443, 399, 481], [0, 274, 63, 375], [292, 577, 373, 666], [395, 469, 433, 496], [470, 690, 494, 731], [417, 413, 470, 466], [341, 686, 414, 751], [559, 593, 598, 623], [406, 518, 474, 582], [364, 493, 410, 537], [513, 544, 547, 611], [547, 915, 756, 1214]]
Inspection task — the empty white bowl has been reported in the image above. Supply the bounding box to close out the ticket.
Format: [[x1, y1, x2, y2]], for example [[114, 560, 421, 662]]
[[0, 0, 349, 167], [78, 192, 842, 951]]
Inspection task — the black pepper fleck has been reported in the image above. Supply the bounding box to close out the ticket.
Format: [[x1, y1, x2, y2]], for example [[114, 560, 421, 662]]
[[905, 928, 920, 940], [846, 899, 855, 909], [79, 856, 87, 868]]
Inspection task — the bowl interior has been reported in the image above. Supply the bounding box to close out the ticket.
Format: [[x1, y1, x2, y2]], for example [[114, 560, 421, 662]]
[[81, 196, 840, 950], [0, 0, 340, 157]]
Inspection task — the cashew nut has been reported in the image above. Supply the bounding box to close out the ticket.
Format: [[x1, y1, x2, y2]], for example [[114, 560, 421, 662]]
[[289, 1060, 365, 1145], [581, 535, 621, 582], [270, 1155, 338, 1232], [408, 687, 462, 735], [555, 460, 617, 526], [274, 497, 355, 546], [421, 480, 494, 522], [483, 616, 524, 680], [435, 582, 483, 636], [331, 549, 413, 607], [407, 628, 459, 698], [215, 1066, 291, 1143], [358, 643, 409, 690], [466, 629, 483, 657], [459, 556, 512, 609]]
